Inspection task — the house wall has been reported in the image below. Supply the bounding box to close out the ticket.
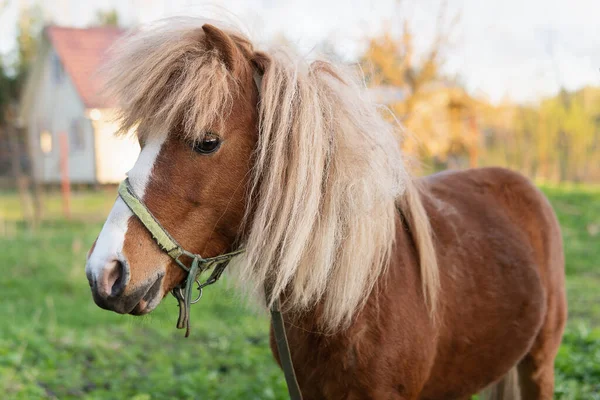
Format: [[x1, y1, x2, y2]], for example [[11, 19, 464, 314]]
[[26, 43, 96, 183], [92, 110, 139, 184]]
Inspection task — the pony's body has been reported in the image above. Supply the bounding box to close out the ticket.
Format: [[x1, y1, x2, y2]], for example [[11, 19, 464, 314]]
[[274, 167, 566, 399], [85, 19, 567, 399]]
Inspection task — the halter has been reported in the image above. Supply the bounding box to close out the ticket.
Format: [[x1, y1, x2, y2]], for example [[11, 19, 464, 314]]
[[118, 178, 244, 337]]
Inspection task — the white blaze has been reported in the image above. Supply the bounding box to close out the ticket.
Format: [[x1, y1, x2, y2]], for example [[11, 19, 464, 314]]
[[86, 136, 166, 280]]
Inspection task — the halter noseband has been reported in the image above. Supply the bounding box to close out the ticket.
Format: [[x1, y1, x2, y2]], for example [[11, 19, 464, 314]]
[[118, 178, 244, 337]]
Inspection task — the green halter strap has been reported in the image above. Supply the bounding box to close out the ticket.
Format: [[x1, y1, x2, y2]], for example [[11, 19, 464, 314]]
[[118, 178, 244, 337]]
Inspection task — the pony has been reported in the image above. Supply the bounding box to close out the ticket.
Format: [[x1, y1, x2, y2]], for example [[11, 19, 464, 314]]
[[85, 18, 567, 399]]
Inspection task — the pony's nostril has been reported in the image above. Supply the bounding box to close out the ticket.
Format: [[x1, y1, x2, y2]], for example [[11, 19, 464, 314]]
[[97, 259, 129, 298], [109, 260, 127, 296]]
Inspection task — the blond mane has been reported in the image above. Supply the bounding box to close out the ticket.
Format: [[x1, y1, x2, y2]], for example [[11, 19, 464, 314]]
[[104, 18, 439, 331], [102, 18, 241, 140]]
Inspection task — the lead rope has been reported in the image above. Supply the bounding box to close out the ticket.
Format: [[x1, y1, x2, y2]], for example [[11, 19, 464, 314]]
[[255, 71, 303, 400], [269, 297, 303, 400]]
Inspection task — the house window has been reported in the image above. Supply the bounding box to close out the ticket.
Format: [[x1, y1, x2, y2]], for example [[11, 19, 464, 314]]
[[70, 119, 85, 151], [52, 53, 63, 84], [40, 130, 52, 154]]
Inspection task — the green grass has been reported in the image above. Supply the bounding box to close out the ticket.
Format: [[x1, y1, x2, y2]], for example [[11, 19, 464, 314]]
[[0, 185, 599, 399], [537, 185, 600, 399]]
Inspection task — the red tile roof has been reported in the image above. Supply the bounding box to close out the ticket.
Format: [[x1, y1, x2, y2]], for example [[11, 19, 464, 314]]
[[46, 26, 124, 108]]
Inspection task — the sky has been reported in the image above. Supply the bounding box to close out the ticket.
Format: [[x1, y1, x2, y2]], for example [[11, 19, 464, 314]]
[[1, 0, 598, 104]]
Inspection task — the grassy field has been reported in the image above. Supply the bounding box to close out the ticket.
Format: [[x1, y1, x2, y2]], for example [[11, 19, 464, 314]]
[[0, 184, 599, 399]]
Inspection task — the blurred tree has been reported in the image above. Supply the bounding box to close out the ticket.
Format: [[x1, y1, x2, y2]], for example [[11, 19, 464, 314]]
[[360, 1, 473, 168], [94, 9, 119, 27], [479, 86, 600, 183], [360, 0, 599, 182]]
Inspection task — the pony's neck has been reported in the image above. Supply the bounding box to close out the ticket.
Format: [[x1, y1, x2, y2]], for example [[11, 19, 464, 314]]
[[279, 209, 417, 335]]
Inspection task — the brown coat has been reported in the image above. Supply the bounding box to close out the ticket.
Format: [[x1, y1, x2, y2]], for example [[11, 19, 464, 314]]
[[273, 168, 566, 399]]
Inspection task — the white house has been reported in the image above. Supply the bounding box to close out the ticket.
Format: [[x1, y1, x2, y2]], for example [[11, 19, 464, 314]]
[[19, 26, 139, 184]]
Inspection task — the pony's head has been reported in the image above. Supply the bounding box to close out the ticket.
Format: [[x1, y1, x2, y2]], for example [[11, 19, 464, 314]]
[[86, 18, 432, 330]]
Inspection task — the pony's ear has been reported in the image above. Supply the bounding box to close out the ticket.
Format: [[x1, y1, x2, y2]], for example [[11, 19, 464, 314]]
[[251, 51, 271, 76], [250, 51, 271, 93], [202, 24, 242, 73]]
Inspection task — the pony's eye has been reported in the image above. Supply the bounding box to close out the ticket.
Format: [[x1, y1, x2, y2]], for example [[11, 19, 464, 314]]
[[192, 134, 221, 154]]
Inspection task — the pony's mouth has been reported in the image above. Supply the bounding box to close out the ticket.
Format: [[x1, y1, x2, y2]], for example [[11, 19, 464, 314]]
[[128, 275, 164, 315], [129, 299, 152, 315]]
